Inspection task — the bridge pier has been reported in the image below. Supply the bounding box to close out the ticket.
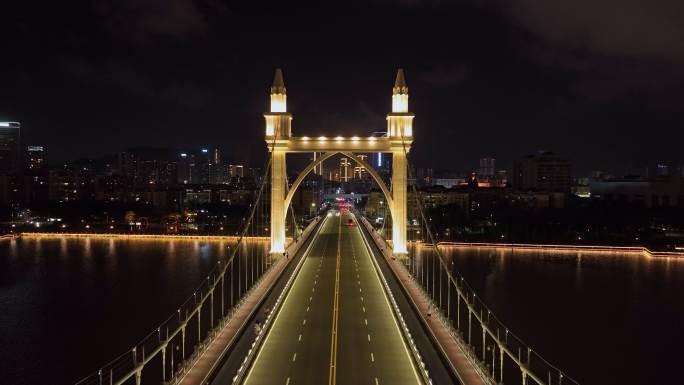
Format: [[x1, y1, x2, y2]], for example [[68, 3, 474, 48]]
[[270, 149, 287, 255], [391, 150, 408, 256]]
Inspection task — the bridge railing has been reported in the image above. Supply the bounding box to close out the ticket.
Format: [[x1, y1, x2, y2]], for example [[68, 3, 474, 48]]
[[74, 147, 303, 385], [378, 133, 580, 385]]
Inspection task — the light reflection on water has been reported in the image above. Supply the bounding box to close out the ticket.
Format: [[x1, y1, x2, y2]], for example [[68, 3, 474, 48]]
[[409, 244, 684, 385], [0, 236, 269, 385]]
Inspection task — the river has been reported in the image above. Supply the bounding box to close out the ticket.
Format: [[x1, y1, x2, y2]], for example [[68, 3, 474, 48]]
[[1, 237, 681, 384]]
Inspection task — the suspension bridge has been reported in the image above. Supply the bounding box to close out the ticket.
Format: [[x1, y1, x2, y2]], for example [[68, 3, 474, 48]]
[[75, 70, 579, 385]]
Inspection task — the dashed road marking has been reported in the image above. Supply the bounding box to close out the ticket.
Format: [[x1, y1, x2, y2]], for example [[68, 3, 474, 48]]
[[370, 352, 375, 362], [302, 319, 306, 325], [368, 334, 371, 342], [298, 334, 302, 341], [292, 353, 297, 362]]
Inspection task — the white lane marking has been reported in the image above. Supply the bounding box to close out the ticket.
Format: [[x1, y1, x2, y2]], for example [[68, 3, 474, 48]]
[[362, 307, 365, 313], [298, 334, 302, 341], [375, 378, 379, 385], [312, 287, 315, 292], [359, 288, 362, 292], [292, 353, 297, 362], [361, 296, 364, 302], [355, 213, 423, 384], [242, 214, 330, 385], [286, 377, 290, 385], [306, 306, 310, 312], [309, 296, 312, 302], [370, 352, 375, 362], [367, 334, 371, 342], [364, 318, 368, 325], [302, 319, 306, 325]]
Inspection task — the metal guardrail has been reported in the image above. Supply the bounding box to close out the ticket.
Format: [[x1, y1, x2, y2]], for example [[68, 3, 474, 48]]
[[230, 215, 324, 384], [385, 132, 581, 385], [75, 156, 277, 385]]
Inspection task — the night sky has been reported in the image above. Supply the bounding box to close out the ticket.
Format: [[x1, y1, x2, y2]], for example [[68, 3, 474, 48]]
[[2, 0, 683, 174]]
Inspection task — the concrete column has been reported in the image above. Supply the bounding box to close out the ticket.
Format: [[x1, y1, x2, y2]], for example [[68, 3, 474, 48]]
[[270, 150, 286, 254], [392, 150, 408, 255]]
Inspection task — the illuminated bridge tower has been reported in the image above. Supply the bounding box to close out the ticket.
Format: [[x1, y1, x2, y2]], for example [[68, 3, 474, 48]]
[[265, 69, 291, 255], [264, 68, 412, 257], [387, 69, 413, 255]]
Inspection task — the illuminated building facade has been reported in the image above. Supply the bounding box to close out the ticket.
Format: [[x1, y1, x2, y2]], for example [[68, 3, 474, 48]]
[[0, 122, 20, 173], [26, 145, 47, 171], [479, 157, 495, 179], [513, 151, 572, 192]]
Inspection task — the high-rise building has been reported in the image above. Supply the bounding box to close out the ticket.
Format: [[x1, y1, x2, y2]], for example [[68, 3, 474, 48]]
[[0, 122, 20, 173], [478, 157, 495, 179], [312, 152, 323, 175], [198, 148, 212, 184], [369, 131, 391, 184], [415, 168, 434, 186], [353, 154, 368, 179], [178, 152, 192, 184], [656, 164, 669, 177], [26, 145, 46, 172], [211, 148, 223, 183], [229, 164, 244, 178], [513, 152, 572, 192], [340, 157, 352, 182], [177, 148, 215, 184]]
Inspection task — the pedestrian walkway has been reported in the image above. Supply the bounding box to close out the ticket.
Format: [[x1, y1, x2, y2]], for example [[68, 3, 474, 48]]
[[176, 218, 320, 385], [360, 217, 492, 385]]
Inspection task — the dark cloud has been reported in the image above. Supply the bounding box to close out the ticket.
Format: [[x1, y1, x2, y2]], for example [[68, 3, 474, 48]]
[[501, 0, 684, 60], [60, 56, 156, 98], [419, 62, 468, 87], [1, 1, 683, 173], [92, 0, 211, 44]]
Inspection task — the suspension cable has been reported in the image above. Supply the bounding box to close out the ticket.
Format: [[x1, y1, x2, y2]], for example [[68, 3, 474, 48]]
[[396, 131, 578, 385]]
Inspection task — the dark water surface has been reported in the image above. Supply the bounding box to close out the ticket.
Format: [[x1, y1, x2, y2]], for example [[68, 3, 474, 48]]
[[410, 245, 684, 385], [1, 237, 682, 384], [0, 236, 270, 385]]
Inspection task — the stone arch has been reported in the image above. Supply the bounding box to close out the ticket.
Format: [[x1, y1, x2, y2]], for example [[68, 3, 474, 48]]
[[283, 151, 394, 221]]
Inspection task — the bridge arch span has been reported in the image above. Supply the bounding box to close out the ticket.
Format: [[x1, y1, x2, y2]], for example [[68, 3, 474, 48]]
[[283, 151, 394, 222]]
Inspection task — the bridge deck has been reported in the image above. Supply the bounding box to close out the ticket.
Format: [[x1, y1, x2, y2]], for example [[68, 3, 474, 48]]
[[360, 217, 490, 385], [175, 218, 320, 385], [178, 211, 467, 385], [241, 213, 421, 385]]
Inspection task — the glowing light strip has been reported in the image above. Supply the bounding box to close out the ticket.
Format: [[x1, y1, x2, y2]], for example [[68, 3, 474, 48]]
[[412, 241, 684, 259], [19, 233, 281, 242]]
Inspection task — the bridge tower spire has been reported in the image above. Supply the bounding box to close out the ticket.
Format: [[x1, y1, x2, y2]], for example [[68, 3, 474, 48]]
[[387, 68, 414, 256], [266, 68, 292, 255]]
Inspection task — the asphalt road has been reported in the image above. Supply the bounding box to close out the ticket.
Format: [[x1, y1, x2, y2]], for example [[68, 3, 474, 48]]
[[241, 212, 422, 385]]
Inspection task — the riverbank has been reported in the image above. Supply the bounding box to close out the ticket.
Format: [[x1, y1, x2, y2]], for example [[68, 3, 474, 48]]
[[16, 232, 272, 241], [412, 240, 684, 258]]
